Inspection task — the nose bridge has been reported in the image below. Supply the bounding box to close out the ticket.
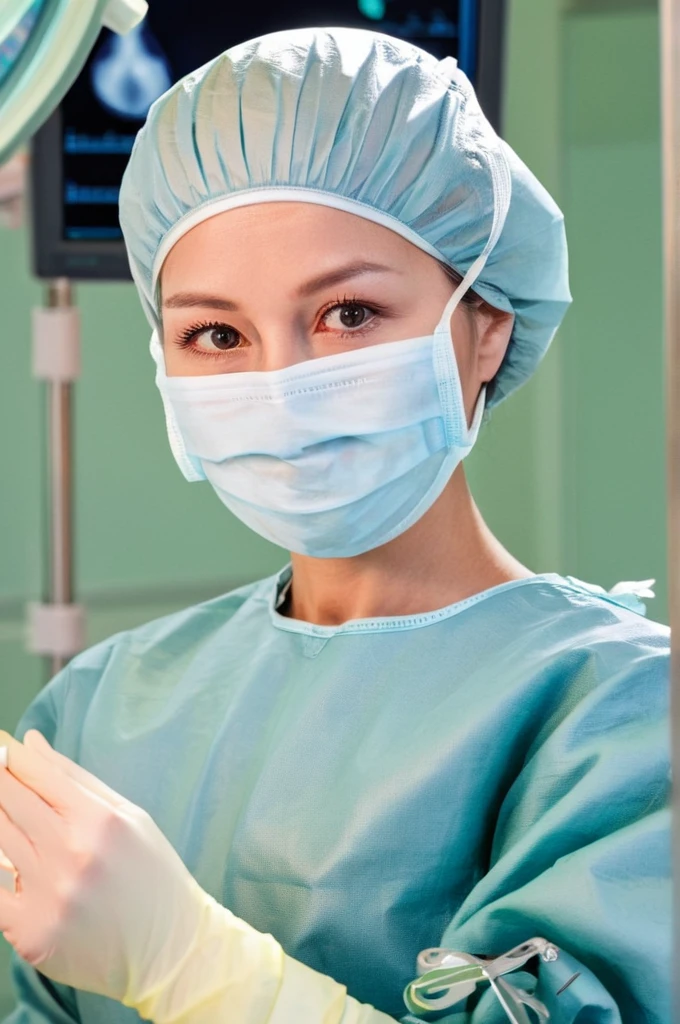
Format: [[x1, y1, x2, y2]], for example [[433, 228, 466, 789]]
[[256, 313, 311, 372]]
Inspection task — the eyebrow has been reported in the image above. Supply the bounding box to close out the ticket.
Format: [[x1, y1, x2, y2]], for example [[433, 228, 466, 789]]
[[162, 261, 399, 310]]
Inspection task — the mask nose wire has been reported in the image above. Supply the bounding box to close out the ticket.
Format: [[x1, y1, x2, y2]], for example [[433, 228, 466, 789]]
[[435, 141, 512, 335]]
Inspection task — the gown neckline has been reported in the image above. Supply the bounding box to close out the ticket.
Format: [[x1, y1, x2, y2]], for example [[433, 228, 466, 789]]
[[265, 565, 575, 638]]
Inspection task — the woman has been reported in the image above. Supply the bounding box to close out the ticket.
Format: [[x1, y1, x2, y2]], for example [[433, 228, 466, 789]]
[[0, 26, 669, 1024]]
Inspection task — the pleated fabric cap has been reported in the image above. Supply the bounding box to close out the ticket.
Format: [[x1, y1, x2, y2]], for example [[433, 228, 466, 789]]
[[118, 25, 571, 406]]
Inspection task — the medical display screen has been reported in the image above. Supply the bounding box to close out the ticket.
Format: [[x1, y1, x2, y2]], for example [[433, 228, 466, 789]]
[[59, 0, 481, 243]]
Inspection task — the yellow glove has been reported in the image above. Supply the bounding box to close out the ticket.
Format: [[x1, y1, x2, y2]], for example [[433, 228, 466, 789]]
[[0, 730, 395, 1024]]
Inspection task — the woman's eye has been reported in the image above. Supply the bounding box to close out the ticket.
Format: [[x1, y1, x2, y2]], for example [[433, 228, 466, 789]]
[[181, 324, 241, 353], [322, 302, 375, 332]]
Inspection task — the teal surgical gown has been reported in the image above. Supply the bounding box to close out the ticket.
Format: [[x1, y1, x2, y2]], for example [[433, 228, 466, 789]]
[[4, 569, 670, 1023]]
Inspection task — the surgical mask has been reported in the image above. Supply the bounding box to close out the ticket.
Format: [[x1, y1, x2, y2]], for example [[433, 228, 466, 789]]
[[150, 280, 487, 559]]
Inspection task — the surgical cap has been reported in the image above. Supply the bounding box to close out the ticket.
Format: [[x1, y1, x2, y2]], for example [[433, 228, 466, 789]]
[[119, 26, 571, 407]]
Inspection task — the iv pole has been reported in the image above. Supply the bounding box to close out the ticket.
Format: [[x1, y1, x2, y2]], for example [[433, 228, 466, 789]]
[[26, 279, 86, 680], [660, 1, 680, 1018]]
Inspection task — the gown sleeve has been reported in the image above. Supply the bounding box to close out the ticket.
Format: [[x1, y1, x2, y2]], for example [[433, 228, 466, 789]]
[[2, 959, 81, 1024], [400, 624, 670, 1024]]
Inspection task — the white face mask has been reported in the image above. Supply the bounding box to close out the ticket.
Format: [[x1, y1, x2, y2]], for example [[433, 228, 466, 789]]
[[150, 282, 486, 559]]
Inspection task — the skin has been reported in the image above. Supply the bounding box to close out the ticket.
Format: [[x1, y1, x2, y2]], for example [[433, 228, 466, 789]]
[[160, 202, 532, 625]]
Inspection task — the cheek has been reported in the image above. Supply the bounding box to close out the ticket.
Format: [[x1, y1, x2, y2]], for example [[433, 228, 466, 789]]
[[162, 345, 203, 378], [159, 329, 175, 373], [160, 322, 192, 377], [450, 311, 476, 380], [159, 330, 188, 377]]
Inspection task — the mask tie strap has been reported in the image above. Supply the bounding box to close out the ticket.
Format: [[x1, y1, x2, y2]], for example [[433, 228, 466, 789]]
[[435, 141, 512, 335], [433, 141, 512, 444]]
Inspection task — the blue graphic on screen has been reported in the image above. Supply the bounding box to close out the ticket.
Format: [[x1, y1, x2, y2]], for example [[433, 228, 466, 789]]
[[90, 22, 172, 120], [357, 0, 386, 18], [60, 1, 479, 242]]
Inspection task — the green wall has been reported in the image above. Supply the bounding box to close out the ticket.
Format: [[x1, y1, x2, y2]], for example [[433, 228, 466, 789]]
[[468, 1, 665, 618], [561, 7, 665, 604], [0, 0, 667, 1014], [467, 0, 565, 571]]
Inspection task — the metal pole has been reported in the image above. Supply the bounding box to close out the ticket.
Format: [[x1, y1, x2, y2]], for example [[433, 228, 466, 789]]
[[27, 279, 85, 675], [45, 277, 74, 678], [659, 2, 680, 1019]]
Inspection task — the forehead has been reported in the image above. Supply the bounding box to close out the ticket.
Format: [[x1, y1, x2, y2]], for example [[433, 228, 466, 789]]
[[164, 203, 411, 260], [157, 201, 439, 295]]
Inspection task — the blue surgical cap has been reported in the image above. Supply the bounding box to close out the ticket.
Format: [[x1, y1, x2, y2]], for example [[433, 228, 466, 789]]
[[119, 26, 571, 407]]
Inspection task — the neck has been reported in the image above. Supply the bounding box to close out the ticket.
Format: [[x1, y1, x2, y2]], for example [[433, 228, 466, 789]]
[[285, 467, 533, 626]]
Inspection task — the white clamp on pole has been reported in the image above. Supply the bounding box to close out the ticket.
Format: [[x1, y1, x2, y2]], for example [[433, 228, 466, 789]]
[[101, 0, 148, 35], [27, 291, 86, 670], [26, 601, 86, 658], [31, 305, 81, 381]]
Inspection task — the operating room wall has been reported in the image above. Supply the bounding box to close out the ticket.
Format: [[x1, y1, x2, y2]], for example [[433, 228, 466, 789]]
[[0, 0, 667, 1011], [561, 6, 665, 613], [467, 0, 666, 620]]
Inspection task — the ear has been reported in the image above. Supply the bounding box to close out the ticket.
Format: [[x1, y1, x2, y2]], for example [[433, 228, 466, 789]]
[[475, 308, 514, 385]]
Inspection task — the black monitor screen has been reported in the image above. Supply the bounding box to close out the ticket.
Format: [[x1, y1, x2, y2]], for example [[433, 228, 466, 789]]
[[31, 0, 505, 279]]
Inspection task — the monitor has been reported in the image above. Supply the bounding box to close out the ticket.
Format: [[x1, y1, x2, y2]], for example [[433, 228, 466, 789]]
[[29, 0, 506, 281]]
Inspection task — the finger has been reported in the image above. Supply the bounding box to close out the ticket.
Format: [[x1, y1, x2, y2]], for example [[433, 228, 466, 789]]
[[0, 731, 89, 816], [0, 733, 24, 774], [0, 885, 19, 938], [0, 803, 35, 883], [0, 758, 63, 844], [23, 731, 124, 809], [0, 844, 18, 897]]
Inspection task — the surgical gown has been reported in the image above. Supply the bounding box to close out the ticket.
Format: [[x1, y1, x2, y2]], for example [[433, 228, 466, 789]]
[[3, 568, 670, 1023]]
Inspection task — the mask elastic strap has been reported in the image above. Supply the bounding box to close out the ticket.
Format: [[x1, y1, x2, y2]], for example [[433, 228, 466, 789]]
[[468, 382, 487, 440], [432, 142, 511, 445], [435, 141, 512, 334]]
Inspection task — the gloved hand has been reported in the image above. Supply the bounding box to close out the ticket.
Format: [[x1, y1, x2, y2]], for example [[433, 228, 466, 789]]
[[0, 729, 284, 1021], [0, 729, 395, 1024]]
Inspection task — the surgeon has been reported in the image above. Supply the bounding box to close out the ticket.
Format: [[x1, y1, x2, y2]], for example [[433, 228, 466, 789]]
[[0, 25, 670, 1024]]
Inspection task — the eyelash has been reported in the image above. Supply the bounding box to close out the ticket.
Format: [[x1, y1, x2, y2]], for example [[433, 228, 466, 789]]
[[174, 294, 387, 358]]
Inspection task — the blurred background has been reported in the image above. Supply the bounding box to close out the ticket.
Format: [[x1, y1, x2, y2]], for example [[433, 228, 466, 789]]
[[0, 0, 665, 1011]]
